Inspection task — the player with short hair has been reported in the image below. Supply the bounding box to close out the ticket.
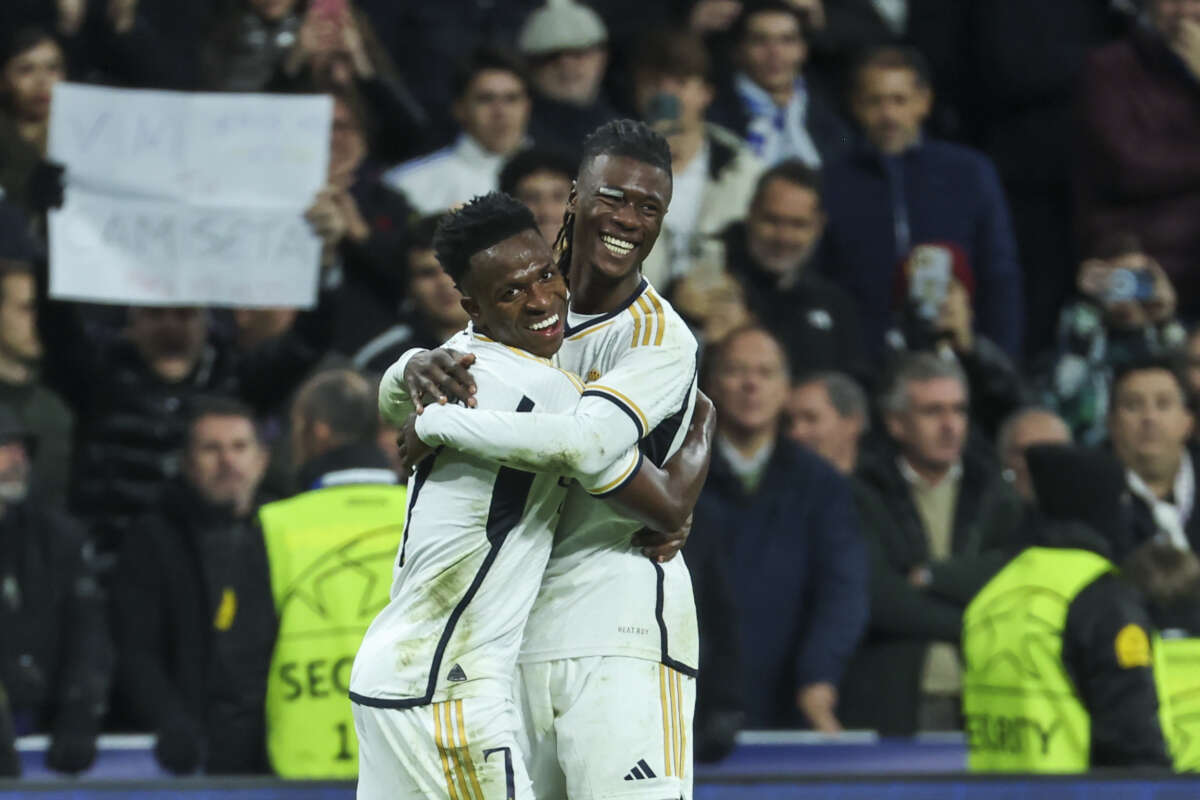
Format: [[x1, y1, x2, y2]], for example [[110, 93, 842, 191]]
[[351, 192, 711, 799], [383, 119, 706, 799]]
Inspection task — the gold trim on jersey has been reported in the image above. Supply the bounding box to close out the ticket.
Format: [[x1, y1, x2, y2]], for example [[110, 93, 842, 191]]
[[585, 452, 641, 496], [433, 700, 483, 800], [659, 664, 688, 780], [626, 292, 667, 349], [471, 332, 585, 393], [583, 384, 649, 434], [566, 319, 618, 341]]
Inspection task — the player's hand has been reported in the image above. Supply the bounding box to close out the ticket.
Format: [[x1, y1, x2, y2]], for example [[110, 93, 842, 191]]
[[633, 513, 692, 563], [404, 348, 478, 413], [397, 417, 433, 473], [797, 682, 843, 734]]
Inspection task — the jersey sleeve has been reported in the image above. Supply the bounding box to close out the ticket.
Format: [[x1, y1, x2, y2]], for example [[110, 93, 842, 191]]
[[378, 348, 425, 428], [581, 327, 697, 441], [413, 392, 642, 478]]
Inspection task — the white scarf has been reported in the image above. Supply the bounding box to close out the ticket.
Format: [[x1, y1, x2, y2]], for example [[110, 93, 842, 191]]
[[1126, 450, 1194, 550]]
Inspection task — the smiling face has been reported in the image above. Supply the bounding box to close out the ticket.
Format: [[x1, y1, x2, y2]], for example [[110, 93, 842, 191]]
[[570, 154, 671, 283], [461, 228, 569, 358]]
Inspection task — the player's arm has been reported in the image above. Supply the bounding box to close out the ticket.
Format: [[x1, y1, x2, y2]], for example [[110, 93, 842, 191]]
[[413, 343, 696, 476], [379, 346, 477, 427], [605, 391, 716, 533]]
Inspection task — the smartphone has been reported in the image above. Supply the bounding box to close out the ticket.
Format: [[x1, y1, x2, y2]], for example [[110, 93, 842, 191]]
[[644, 93, 682, 136], [907, 244, 952, 322], [1107, 268, 1156, 303]]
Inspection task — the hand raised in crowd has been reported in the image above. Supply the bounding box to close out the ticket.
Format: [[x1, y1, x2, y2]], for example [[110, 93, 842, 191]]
[[305, 187, 349, 248], [403, 349, 478, 412], [331, 190, 369, 243], [1077, 252, 1176, 330], [936, 280, 973, 354], [797, 682, 843, 734], [689, 0, 743, 33], [1172, 17, 1200, 80], [57, 0, 88, 36], [284, 4, 344, 77], [108, 0, 138, 34]]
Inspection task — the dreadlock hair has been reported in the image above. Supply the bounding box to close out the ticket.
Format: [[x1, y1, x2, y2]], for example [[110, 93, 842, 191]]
[[433, 193, 538, 292], [553, 119, 673, 274]]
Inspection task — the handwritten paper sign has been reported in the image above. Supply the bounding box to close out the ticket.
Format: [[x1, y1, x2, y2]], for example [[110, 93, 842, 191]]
[[47, 84, 332, 307]]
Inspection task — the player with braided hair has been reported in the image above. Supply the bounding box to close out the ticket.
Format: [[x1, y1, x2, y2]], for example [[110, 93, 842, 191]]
[[383, 120, 708, 798]]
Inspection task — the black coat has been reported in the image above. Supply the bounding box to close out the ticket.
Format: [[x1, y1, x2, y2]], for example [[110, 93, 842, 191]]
[[839, 442, 1022, 735], [721, 222, 868, 381], [0, 502, 111, 735], [110, 480, 276, 773]]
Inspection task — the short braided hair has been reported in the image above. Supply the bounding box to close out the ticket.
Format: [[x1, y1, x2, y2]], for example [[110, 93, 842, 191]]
[[433, 193, 538, 290]]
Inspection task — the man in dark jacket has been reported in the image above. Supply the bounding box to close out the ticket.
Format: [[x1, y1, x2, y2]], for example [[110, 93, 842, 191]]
[[820, 46, 1024, 359], [0, 407, 110, 775], [687, 325, 868, 731], [110, 397, 274, 775], [841, 352, 1022, 735], [1108, 357, 1200, 558], [1075, 0, 1200, 317], [722, 159, 866, 380]]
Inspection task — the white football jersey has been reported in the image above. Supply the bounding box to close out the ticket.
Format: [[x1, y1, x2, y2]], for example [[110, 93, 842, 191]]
[[521, 279, 700, 673], [350, 332, 639, 708]]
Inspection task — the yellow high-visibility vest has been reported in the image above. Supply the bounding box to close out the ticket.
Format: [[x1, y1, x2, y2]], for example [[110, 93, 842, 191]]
[[962, 547, 1114, 773], [1155, 634, 1200, 772], [260, 479, 406, 778]]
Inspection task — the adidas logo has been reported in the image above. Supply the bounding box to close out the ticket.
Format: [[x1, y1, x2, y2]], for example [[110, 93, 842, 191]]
[[622, 759, 657, 781], [447, 663, 468, 682]]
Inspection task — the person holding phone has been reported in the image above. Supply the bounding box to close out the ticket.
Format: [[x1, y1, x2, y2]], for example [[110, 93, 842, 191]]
[[1037, 235, 1186, 446]]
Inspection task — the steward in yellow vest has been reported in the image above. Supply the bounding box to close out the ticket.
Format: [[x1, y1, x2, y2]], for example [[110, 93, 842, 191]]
[[260, 370, 407, 779], [1126, 540, 1200, 773], [962, 445, 1172, 772]]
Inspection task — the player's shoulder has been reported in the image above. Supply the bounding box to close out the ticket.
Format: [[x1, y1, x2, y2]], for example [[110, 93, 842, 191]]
[[565, 278, 697, 353], [467, 334, 584, 409]]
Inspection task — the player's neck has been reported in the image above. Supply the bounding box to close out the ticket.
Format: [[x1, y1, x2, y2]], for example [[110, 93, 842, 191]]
[[567, 261, 642, 315]]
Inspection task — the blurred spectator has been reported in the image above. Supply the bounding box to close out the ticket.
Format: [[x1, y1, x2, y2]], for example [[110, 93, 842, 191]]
[[888, 243, 1028, 439], [846, 352, 1021, 734], [821, 47, 1024, 359], [786, 371, 868, 475], [268, 2, 430, 163], [348, 215, 469, 375], [257, 369, 403, 778], [383, 47, 532, 215], [1109, 357, 1200, 556], [995, 407, 1072, 504], [1076, 0, 1200, 317], [631, 29, 763, 285], [971, 0, 1129, 354], [519, 0, 620, 156], [720, 160, 865, 378], [310, 92, 414, 357], [708, 1, 850, 167], [203, 0, 304, 91], [0, 27, 67, 216], [499, 147, 575, 244], [1188, 323, 1200, 401], [0, 258, 73, 505], [671, 264, 754, 348], [387, 0, 541, 145], [688, 326, 868, 731], [1124, 540, 1200, 772], [962, 444, 1173, 771], [110, 398, 274, 775], [0, 407, 110, 775], [1037, 238, 1185, 446]]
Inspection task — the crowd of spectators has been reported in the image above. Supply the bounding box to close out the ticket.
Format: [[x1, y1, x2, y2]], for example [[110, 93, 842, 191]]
[[1, 0, 1200, 778]]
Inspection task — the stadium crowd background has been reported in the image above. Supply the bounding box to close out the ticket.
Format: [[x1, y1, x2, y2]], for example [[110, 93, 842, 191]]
[[0, 0, 1199, 780]]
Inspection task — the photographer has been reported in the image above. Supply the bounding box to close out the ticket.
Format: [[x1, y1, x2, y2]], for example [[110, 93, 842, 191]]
[[1037, 236, 1185, 446], [885, 243, 1027, 440]]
